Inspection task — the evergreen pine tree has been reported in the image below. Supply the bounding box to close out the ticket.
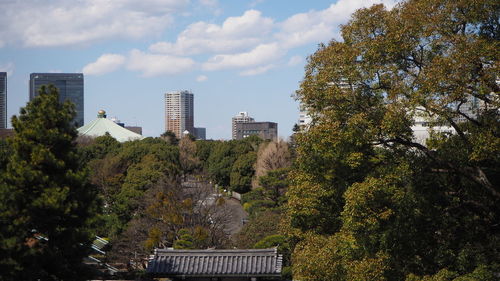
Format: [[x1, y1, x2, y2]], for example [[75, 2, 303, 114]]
[[0, 85, 99, 280]]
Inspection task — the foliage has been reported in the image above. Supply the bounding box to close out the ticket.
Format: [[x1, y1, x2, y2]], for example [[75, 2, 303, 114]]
[[206, 141, 237, 187], [86, 137, 181, 238], [0, 85, 99, 280], [0, 138, 11, 171], [179, 136, 201, 178], [77, 133, 121, 164], [254, 234, 287, 249], [405, 265, 496, 281], [173, 229, 195, 249], [161, 130, 178, 145], [230, 152, 257, 193], [241, 187, 266, 205], [234, 210, 281, 249], [142, 180, 230, 251], [242, 200, 276, 218], [286, 0, 500, 280], [258, 167, 290, 205], [254, 139, 292, 187], [195, 140, 215, 168], [205, 137, 261, 188]]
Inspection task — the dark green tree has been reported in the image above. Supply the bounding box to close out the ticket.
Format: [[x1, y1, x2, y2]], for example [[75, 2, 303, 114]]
[[0, 85, 99, 280], [206, 141, 236, 187], [0, 138, 11, 171], [258, 167, 290, 206], [195, 140, 215, 168], [161, 130, 179, 145], [230, 152, 257, 193], [205, 138, 260, 188], [77, 133, 121, 164]]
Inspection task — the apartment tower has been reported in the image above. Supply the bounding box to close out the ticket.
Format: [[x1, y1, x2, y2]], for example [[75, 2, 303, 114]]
[[29, 73, 84, 127], [0, 72, 6, 129], [165, 90, 194, 138]]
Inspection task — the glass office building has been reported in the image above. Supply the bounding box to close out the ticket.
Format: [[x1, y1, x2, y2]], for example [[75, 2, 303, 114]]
[[0, 72, 6, 129], [30, 73, 84, 127]]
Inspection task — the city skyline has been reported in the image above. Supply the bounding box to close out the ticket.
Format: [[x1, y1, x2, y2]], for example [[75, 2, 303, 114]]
[[0, 0, 399, 139]]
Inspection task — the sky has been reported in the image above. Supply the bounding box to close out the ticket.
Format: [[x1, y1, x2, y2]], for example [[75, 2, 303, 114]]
[[0, 0, 398, 140]]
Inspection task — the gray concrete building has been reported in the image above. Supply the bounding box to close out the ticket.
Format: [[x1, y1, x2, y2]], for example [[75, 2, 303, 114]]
[[125, 126, 143, 135], [234, 121, 277, 140], [232, 111, 254, 139], [0, 72, 6, 129], [29, 73, 84, 127]]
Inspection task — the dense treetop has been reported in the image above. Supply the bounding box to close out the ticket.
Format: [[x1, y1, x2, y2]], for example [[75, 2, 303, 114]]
[[286, 0, 499, 280], [0, 85, 99, 281]]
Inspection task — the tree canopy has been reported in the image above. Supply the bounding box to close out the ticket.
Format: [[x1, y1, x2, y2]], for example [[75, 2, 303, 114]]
[[0, 85, 99, 280], [286, 0, 499, 280]]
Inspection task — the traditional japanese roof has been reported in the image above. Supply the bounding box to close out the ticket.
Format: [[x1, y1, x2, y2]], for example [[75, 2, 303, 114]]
[[146, 248, 282, 277], [77, 110, 143, 143]]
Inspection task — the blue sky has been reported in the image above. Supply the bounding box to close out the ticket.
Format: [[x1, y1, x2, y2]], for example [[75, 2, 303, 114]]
[[0, 0, 397, 139]]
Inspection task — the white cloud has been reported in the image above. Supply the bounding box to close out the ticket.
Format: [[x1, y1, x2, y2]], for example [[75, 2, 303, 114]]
[[0, 0, 188, 47], [287, 55, 303, 66], [148, 1, 398, 73], [196, 75, 208, 82], [149, 10, 274, 55], [0, 62, 15, 76], [202, 43, 283, 71], [127, 49, 195, 77], [83, 54, 126, 76], [240, 64, 274, 76], [276, 0, 399, 48]]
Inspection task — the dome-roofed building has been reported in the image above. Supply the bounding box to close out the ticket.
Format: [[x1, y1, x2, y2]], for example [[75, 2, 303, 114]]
[[77, 110, 144, 142]]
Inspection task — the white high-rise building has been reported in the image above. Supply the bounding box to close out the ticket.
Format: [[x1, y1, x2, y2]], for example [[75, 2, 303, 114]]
[[232, 112, 254, 139], [298, 104, 312, 130], [165, 90, 194, 138]]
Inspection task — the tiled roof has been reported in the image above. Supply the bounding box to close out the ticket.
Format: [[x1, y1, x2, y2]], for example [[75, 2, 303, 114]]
[[147, 248, 282, 277]]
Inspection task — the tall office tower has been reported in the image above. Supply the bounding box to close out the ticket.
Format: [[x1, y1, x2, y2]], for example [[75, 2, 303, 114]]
[[232, 112, 254, 139], [0, 72, 6, 129], [29, 73, 84, 127], [165, 90, 194, 138]]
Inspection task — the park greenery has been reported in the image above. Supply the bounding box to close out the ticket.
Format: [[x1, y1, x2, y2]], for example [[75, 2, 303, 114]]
[[78, 130, 294, 270], [0, 87, 293, 280], [286, 0, 499, 280]]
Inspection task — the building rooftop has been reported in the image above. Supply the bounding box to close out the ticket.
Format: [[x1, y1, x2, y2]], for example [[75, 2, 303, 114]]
[[77, 110, 143, 142], [147, 248, 282, 277]]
